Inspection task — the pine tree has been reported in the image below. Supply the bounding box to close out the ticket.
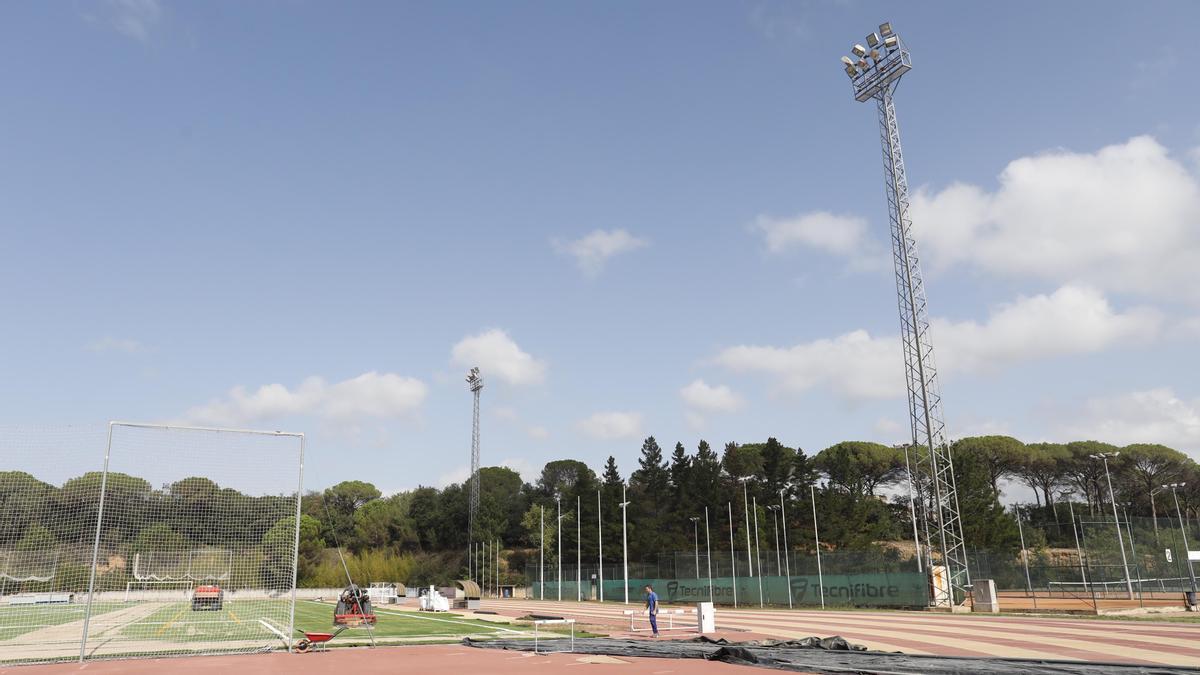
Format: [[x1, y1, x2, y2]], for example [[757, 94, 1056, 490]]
[[691, 439, 725, 506], [629, 437, 670, 558]]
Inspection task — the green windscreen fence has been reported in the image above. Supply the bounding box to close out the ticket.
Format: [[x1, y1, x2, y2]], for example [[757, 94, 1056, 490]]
[[532, 572, 928, 608]]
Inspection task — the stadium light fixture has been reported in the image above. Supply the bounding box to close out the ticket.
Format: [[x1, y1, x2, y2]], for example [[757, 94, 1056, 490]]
[[1091, 452, 1134, 599], [866, 32, 880, 47], [851, 43, 867, 57], [1162, 483, 1198, 597], [619, 487, 631, 605], [879, 22, 893, 37], [689, 517, 701, 579], [737, 476, 754, 578]]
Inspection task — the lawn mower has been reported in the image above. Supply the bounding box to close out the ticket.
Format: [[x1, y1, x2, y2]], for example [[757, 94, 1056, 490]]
[[333, 584, 376, 627], [190, 584, 224, 611]]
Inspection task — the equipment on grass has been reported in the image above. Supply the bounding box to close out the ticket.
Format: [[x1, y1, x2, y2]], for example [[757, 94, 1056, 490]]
[[418, 585, 450, 612], [190, 584, 224, 611], [367, 581, 404, 605], [333, 584, 376, 627], [295, 626, 347, 653]]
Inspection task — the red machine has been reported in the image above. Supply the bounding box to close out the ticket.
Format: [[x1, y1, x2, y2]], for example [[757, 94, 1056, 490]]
[[190, 584, 224, 611], [333, 584, 376, 627]]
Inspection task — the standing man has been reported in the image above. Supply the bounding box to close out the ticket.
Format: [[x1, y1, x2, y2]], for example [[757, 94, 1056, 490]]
[[643, 584, 659, 637]]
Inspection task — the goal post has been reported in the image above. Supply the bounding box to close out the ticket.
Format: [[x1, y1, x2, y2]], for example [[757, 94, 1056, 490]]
[[79, 423, 304, 662]]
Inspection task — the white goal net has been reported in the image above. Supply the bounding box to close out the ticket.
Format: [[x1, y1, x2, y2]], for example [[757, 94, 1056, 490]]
[[0, 422, 303, 665]]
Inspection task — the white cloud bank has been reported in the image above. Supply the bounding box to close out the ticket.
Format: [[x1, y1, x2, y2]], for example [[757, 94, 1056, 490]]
[[752, 211, 883, 270], [577, 411, 643, 440], [1057, 388, 1200, 452], [680, 379, 744, 430], [182, 372, 427, 427], [553, 229, 648, 276], [713, 285, 1160, 402], [451, 329, 547, 386], [911, 136, 1200, 301]]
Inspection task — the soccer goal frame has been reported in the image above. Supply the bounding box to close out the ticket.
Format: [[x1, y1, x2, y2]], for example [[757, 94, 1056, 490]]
[[76, 422, 305, 663]]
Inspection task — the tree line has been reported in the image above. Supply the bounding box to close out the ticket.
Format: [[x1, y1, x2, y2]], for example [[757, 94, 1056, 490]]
[[3, 435, 1197, 587]]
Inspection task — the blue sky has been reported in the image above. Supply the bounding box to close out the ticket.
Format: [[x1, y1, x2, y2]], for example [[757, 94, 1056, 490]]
[[2, 1, 1199, 498]]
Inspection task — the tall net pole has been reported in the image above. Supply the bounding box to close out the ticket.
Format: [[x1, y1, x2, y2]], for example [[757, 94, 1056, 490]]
[[466, 367, 483, 580], [841, 22, 969, 606]]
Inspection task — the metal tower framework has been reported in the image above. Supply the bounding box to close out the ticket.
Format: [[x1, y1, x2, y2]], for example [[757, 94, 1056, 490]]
[[466, 367, 483, 577], [842, 22, 969, 606]]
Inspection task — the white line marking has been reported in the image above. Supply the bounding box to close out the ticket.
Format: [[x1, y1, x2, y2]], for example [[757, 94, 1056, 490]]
[[315, 602, 525, 635]]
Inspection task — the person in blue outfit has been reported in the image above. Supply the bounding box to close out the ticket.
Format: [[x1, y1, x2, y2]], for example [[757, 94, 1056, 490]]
[[643, 584, 659, 637]]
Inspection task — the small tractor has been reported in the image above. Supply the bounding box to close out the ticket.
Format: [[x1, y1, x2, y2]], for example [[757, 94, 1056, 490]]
[[191, 584, 224, 611], [333, 584, 376, 627]]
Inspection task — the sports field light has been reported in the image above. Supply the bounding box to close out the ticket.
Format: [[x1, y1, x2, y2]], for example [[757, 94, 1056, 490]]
[[879, 22, 893, 37], [1091, 452, 1134, 599], [1161, 482, 1198, 597], [866, 32, 880, 48], [619, 487, 631, 605], [851, 43, 867, 57]]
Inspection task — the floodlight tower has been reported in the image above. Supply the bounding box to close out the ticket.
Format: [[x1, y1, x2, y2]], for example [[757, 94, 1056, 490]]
[[841, 22, 969, 606], [466, 367, 484, 575]]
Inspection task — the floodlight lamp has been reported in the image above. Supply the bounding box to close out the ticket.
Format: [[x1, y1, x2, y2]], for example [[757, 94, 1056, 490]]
[[841, 55, 855, 67], [883, 35, 899, 51], [851, 44, 867, 57], [857, 58, 868, 69], [870, 49, 881, 61], [844, 65, 857, 78], [879, 22, 893, 37], [866, 32, 880, 47]]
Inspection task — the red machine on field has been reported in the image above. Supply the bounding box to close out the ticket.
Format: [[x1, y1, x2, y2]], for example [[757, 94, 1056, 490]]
[[333, 584, 376, 627], [190, 584, 224, 611]]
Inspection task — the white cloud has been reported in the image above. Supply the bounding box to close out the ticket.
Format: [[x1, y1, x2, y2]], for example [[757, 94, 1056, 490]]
[[873, 418, 904, 437], [713, 284, 1160, 402], [95, 0, 162, 42], [577, 411, 643, 441], [553, 229, 648, 277], [679, 379, 744, 413], [910, 136, 1200, 301], [497, 457, 537, 483], [451, 329, 547, 386], [932, 285, 1161, 374], [436, 465, 471, 489], [1056, 388, 1200, 453], [86, 337, 143, 354], [715, 328, 900, 401], [182, 372, 427, 427], [752, 211, 883, 270], [526, 425, 550, 440], [493, 406, 518, 422]]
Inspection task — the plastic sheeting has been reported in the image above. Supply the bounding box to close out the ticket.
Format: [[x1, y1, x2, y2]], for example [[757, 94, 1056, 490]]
[[464, 636, 1200, 674]]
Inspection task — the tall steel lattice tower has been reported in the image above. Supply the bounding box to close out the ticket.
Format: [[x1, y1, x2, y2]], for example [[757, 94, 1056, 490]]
[[841, 22, 969, 606], [466, 367, 484, 573]]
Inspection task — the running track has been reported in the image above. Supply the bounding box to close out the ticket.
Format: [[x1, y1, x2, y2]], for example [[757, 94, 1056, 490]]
[[485, 598, 1200, 667]]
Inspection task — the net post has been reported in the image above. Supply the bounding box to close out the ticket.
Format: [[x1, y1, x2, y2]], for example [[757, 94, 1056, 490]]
[[288, 433, 305, 653], [80, 421, 115, 663]]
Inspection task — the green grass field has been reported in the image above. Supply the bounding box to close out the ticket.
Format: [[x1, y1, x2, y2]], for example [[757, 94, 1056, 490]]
[[0, 602, 123, 641], [110, 599, 519, 644]]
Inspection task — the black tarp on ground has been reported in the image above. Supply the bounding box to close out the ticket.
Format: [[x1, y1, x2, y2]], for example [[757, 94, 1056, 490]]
[[464, 636, 1200, 675]]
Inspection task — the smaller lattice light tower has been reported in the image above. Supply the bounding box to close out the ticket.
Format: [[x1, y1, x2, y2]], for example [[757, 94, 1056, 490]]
[[466, 367, 484, 577]]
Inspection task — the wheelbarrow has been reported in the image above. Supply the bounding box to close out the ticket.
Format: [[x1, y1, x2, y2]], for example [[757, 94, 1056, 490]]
[[295, 625, 348, 653]]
